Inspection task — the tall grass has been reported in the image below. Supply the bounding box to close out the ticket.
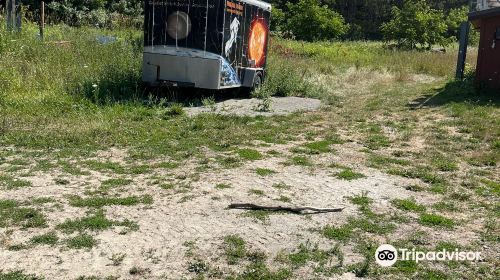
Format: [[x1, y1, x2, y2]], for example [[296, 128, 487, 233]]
[[0, 22, 485, 159], [272, 38, 477, 77]]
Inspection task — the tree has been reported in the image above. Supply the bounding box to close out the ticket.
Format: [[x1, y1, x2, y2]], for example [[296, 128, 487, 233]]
[[381, 0, 451, 49], [286, 0, 349, 41]]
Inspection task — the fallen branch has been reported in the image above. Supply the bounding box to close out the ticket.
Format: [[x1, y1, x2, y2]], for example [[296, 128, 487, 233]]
[[228, 203, 343, 215]]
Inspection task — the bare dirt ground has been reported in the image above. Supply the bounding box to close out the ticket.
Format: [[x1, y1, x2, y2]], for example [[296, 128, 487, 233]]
[[0, 137, 493, 279], [184, 97, 322, 117], [1, 66, 498, 280]]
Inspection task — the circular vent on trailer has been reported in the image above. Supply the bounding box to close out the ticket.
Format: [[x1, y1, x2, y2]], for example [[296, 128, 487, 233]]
[[167, 11, 192, 40]]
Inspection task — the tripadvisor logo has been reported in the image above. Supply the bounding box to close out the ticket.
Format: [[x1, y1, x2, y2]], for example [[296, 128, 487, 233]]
[[375, 244, 481, 267]]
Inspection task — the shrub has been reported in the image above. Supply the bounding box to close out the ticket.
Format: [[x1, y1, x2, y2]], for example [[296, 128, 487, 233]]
[[381, 0, 451, 49], [286, 0, 349, 41]]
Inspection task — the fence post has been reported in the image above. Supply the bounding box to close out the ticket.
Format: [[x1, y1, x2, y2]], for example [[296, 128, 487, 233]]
[[455, 22, 470, 80], [40, 1, 44, 40], [6, 0, 13, 31]]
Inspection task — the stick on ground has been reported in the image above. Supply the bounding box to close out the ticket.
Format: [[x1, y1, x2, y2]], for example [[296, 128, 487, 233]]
[[228, 203, 343, 215]]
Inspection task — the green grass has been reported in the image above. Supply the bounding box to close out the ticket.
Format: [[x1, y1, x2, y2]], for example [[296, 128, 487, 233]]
[[419, 213, 455, 228], [0, 199, 47, 228], [0, 175, 32, 190], [336, 169, 365, 181], [276, 195, 291, 203], [68, 195, 153, 208], [271, 182, 291, 190], [66, 233, 97, 249], [215, 183, 232, 190], [30, 232, 59, 246], [248, 189, 265, 196], [101, 178, 133, 189], [0, 271, 41, 280], [224, 235, 246, 265], [237, 149, 263, 161], [255, 168, 276, 176], [289, 156, 312, 166], [302, 140, 333, 154], [56, 210, 138, 233], [322, 225, 353, 241], [391, 198, 426, 212]]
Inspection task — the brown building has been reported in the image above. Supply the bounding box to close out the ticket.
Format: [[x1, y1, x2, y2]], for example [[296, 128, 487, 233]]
[[469, 6, 500, 89]]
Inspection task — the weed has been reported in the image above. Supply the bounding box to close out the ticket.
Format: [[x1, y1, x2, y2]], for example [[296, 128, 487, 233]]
[[276, 196, 291, 203], [215, 183, 232, 190], [271, 182, 291, 190], [188, 260, 210, 274], [66, 233, 97, 249], [30, 232, 59, 246], [109, 253, 126, 266], [57, 210, 138, 233], [419, 213, 455, 228], [255, 168, 276, 176], [391, 198, 426, 212], [289, 156, 312, 166], [303, 140, 333, 154], [0, 175, 32, 190], [0, 200, 47, 228], [0, 271, 41, 280], [249, 189, 265, 196], [68, 195, 153, 208], [322, 225, 352, 241], [164, 103, 185, 117], [336, 169, 365, 181], [224, 235, 246, 265], [237, 149, 263, 161]]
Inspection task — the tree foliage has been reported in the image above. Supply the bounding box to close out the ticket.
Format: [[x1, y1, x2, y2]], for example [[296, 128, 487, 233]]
[[381, 0, 451, 49], [285, 0, 349, 41]]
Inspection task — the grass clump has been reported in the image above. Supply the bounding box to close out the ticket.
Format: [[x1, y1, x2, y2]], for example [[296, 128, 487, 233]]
[[322, 225, 353, 241], [391, 198, 426, 212], [289, 156, 312, 166], [0, 175, 32, 190], [215, 183, 232, 190], [101, 178, 133, 189], [336, 168, 365, 181], [248, 189, 265, 196], [0, 271, 41, 280], [66, 233, 97, 249], [272, 182, 291, 190], [224, 235, 246, 265], [56, 210, 138, 233], [255, 168, 276, 176], [237, 149, 263, 161], [30, 232, 59, 246], [419, 213, 455, 228], [0, 199, 47, 228], [68, 195, 153, 208], [302, 140, 333, 154]]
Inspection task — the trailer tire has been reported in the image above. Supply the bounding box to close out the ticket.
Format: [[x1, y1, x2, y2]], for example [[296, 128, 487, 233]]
[[253, 72, 263, 90]]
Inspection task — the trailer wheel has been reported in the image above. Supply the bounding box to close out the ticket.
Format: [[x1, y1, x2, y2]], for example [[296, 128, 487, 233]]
[[253, 72, 263, 90]]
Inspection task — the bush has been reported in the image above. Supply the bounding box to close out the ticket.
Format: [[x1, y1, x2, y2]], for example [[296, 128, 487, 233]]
[[285, 0, 349, 41], [381, 0, 451, 49]]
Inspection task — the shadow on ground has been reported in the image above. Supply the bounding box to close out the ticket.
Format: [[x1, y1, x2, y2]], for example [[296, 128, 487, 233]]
[[74, 69, 250, 106], [408, 79, 500, 110]]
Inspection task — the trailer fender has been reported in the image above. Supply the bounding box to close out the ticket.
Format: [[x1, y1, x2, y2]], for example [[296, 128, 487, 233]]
[[242, 68, 263, 88]]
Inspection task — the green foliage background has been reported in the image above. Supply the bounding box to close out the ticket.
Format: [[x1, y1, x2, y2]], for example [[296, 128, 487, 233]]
[[2, 0, 476, 46]]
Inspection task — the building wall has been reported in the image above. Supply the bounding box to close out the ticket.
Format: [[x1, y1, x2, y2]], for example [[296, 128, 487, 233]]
[[476, 16, 500, 89]]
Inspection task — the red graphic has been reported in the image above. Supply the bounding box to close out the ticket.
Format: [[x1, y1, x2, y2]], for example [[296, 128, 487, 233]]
[[248, 18, 268, 67]]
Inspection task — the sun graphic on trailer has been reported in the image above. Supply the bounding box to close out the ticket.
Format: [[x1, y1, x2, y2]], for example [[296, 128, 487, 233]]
[[248, 18, 268, 68]]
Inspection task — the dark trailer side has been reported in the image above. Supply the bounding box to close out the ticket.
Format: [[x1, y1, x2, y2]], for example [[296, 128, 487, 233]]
[[142, 0, 271, 90]]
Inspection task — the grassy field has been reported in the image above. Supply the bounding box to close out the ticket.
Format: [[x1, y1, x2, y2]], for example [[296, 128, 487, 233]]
[[0, 22, 499, 280]]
